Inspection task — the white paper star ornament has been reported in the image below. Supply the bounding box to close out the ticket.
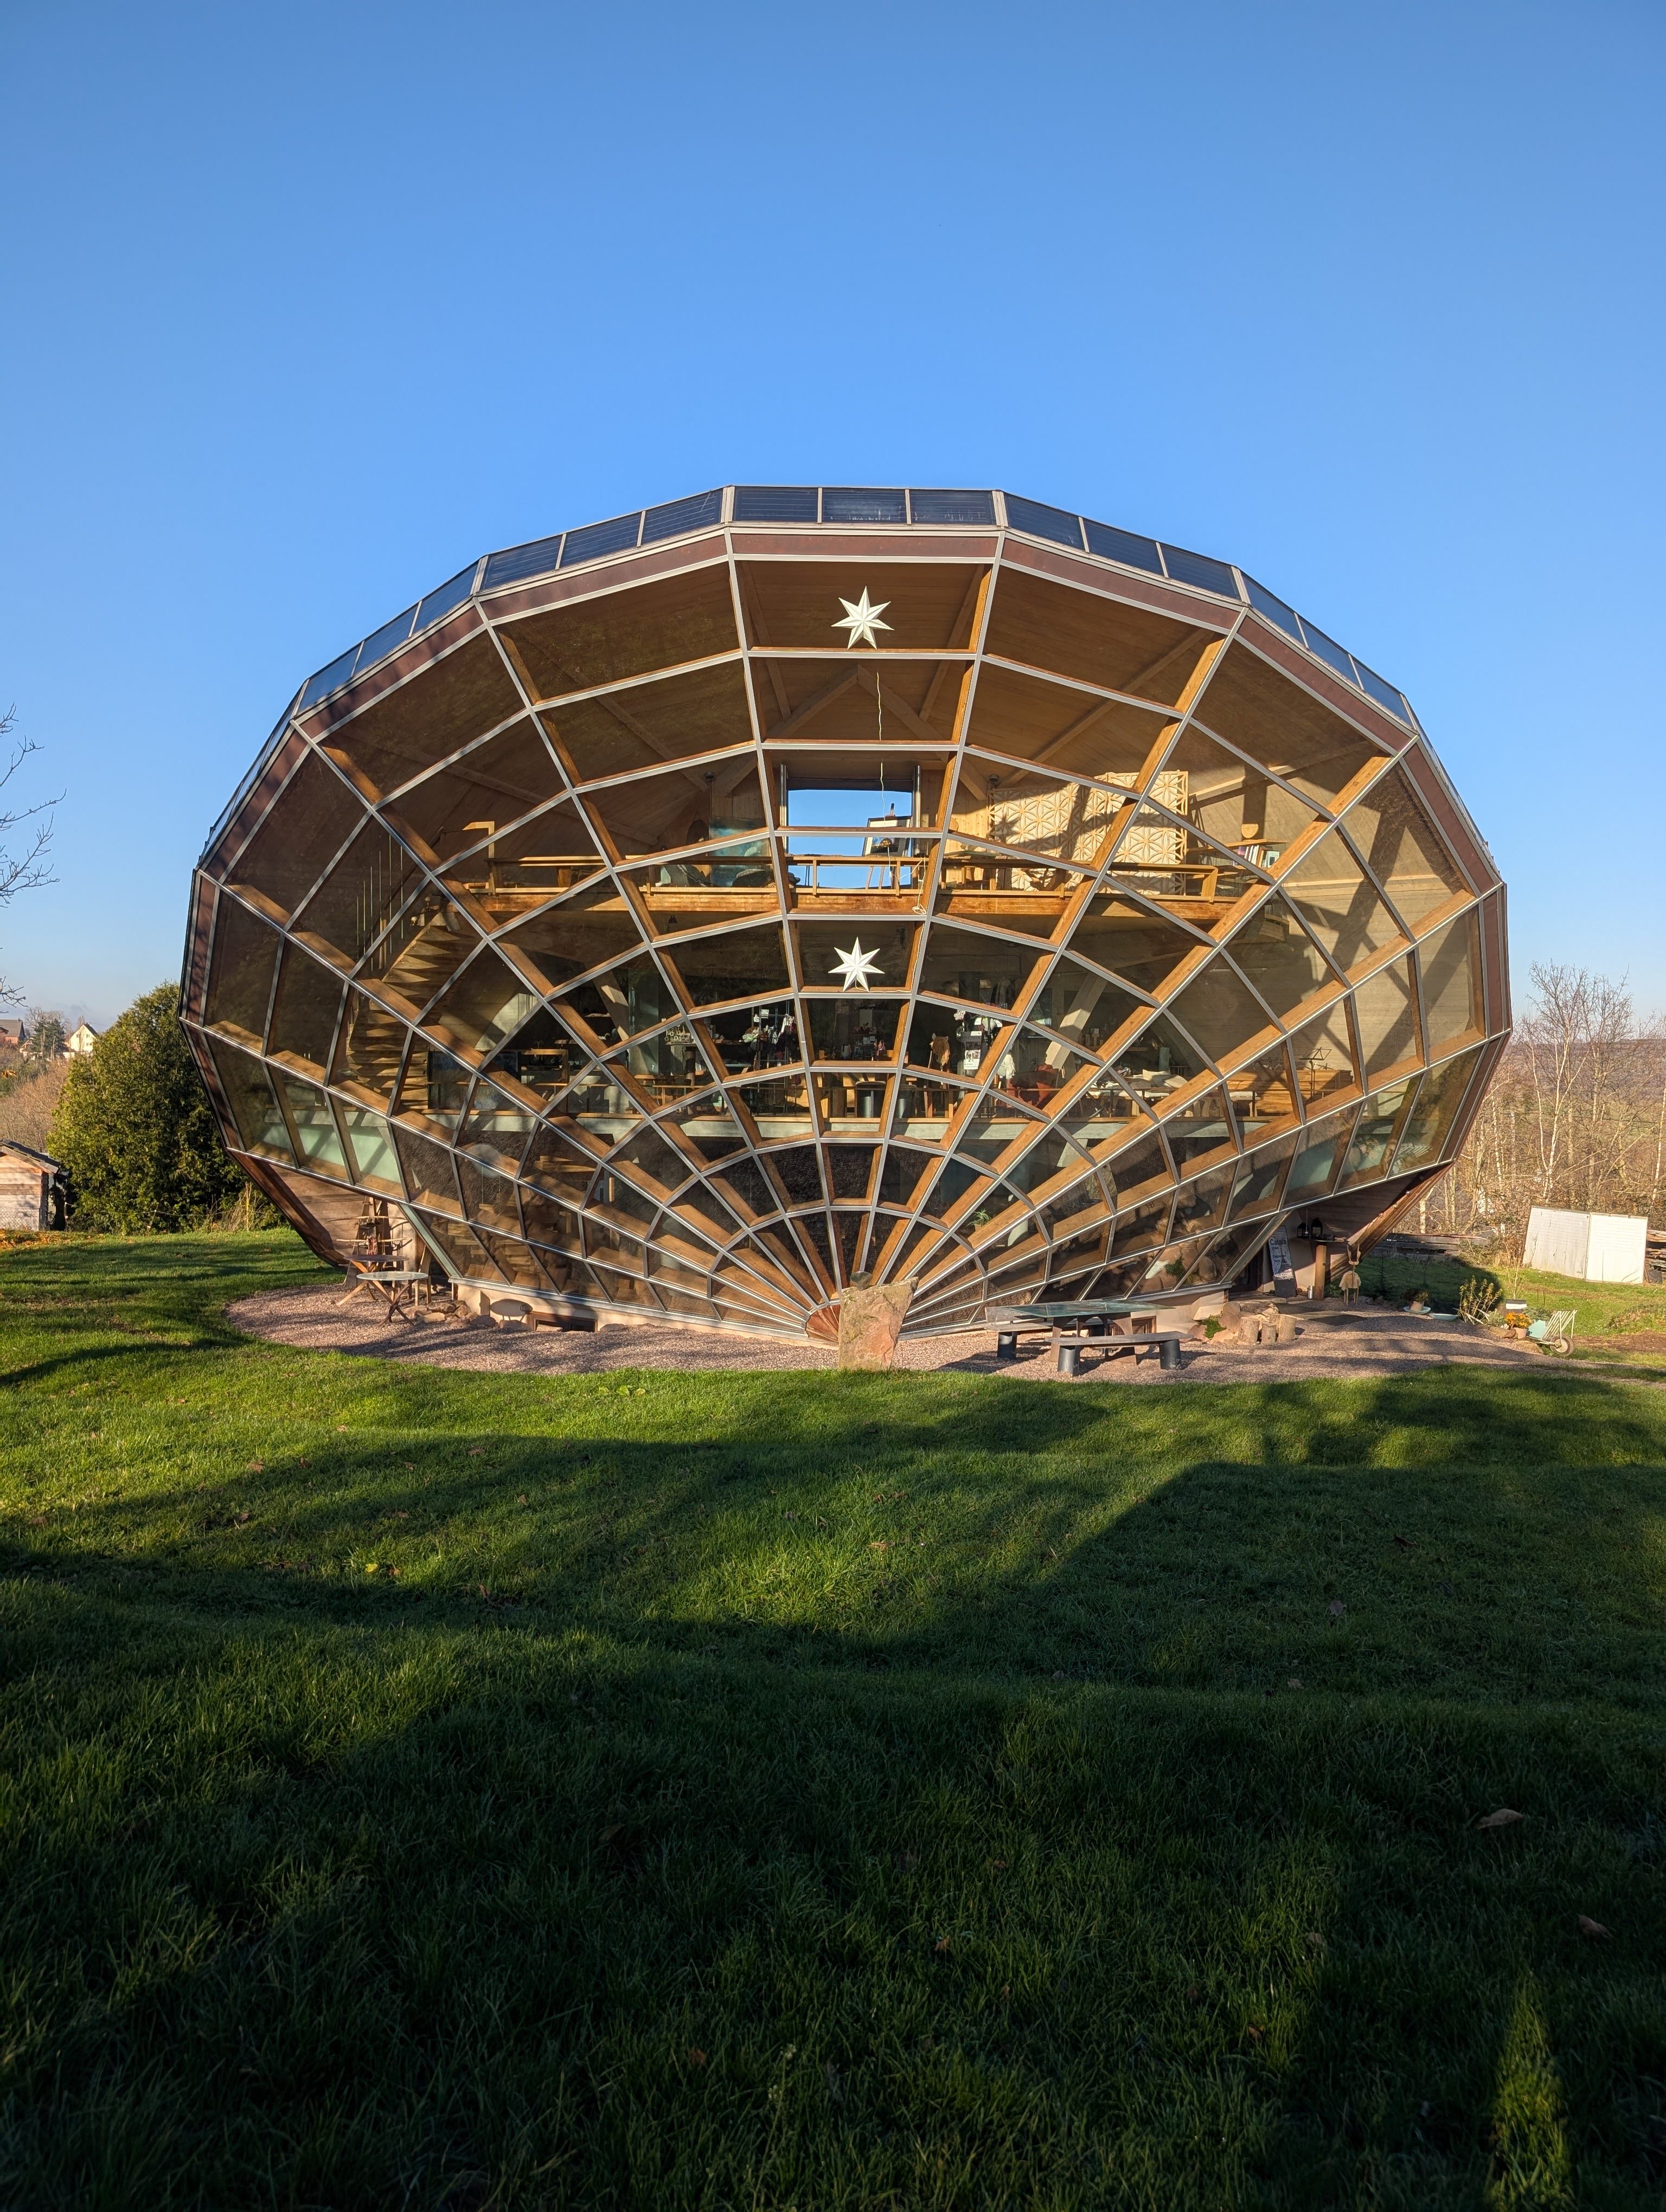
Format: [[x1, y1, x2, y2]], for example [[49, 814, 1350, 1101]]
[[831, 940, 885, 991], [832, 589, 892, 649]]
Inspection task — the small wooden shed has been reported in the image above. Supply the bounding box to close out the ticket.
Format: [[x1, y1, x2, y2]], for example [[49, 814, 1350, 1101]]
[[0, 1142, 67, 1230]]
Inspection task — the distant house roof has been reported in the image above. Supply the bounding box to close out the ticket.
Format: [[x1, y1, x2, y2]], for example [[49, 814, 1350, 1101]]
[[0, 1140, 64, 1173], [0, 1020, 24, 1045]]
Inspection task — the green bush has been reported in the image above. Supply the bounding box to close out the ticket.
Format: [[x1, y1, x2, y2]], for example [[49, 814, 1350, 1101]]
[[49, 985, 254, 1231]]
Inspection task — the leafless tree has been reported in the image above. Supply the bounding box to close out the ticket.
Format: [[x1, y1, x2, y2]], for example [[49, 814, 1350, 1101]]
[[1431, 962, 1666, 1251], [0, 706, 58, 1004]]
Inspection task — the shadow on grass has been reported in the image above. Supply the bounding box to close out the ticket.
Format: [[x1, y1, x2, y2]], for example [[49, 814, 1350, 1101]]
[[4, 1236, 1666, 2203]]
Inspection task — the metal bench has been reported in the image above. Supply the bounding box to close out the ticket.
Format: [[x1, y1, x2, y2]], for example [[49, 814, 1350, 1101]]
[[989, 1302, 1160, 1359], [1055, 1329, 1186, 1375]]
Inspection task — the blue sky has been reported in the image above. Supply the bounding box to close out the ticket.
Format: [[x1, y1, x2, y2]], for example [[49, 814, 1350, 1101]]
[[3, 0, 1661, 1028]]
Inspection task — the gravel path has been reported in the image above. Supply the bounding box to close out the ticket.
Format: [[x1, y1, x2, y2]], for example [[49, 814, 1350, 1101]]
[[229, 1282, 1549, 1385]]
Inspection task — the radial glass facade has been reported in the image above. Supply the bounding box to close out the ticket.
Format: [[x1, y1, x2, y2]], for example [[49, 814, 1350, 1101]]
[[182, 487, 1510, 1335]]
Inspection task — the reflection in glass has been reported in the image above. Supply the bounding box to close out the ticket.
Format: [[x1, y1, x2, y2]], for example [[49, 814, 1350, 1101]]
[[1393, 1047, 1483, 1173], [1418, 911, 1483, 1052]]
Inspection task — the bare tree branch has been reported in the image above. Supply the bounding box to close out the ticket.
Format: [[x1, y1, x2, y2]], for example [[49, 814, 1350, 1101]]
[[0, 707, 61, 1005]]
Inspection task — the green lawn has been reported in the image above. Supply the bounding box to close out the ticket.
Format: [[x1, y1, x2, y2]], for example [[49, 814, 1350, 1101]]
[[2, 1233, 1664, 2209]]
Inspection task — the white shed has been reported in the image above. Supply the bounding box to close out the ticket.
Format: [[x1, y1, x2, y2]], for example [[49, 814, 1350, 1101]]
[[1523, 1206, 1649, 1284]]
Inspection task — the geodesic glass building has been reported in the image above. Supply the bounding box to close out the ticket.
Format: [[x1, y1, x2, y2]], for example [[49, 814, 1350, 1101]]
[[181, 486, 1509, 1336]]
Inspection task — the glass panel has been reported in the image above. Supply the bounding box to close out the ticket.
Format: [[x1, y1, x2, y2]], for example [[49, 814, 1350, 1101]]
[[937, 848, 1086, 934], [823, 486, 905, 523], [1286, 1001, 1358, 1112], [916, 922, 1046, 1007], [388, 719, 561, 864], [1227, 1130, 1299, 1222], [983, 565, 1219, 706], [558, 956, 678, 1047], [736, 1072, 815, 1137], [267, 945, 344, 1072], [964, 663, 1170, 783], [323, 634, 523, 802], [206, 896, 281, 1046], [657, 1088, 747, 1163], [1092, 1121, 1171, 1204], [207, 1039, 292, 1160], [1161, 1083, 1238, 1173], [454, 1154, 523, 1237], [1082, 519, 1163, 574], [334, 988, 409, 1107], [1141, 1236, 1212, 1292], [765, 1146, 825, 1207], [733, 486, 818, 522], [1393, 1045, 1485, 1173], [516, 1188, 591, 1266], [483, 1006, 582, 1099], [642, 490, 724, 543], [521, 1124, 603, 1204], [1161, 545, 1239, 597], [395, 1045, 471, 1131], [456, 1078, 536, 1173], [1167, 953, 1276, 1068], [275, 1075, 347, 1178], [1283, 1110, 1356, 1204], [1192, 642, 1389, 809], [559, 515, 640, 566], [412, 1210, 501, 1281], [1026, 958, 1143, 1056], [1226, 1038, 1301, 1142], [663, 924, 791, 1008], [876, 1146, 943, 1210], [910, 488, 996, 525], [1353, 956, 1421, 1081], [443, 796, 605, 903], [226, 751, 361, 919], [422, 948, 542, 1057], [579, 754, 767, 861], [1002, 494, 1083, 547], [1186, 1221, 1274, 1287], [1341, 768, 1467, 929], [607, 1020, 715, 1099], [816, 1071, 894, 1129], [501, 880, 646, 992], [1108, 1013, 1208, 1105], [903, 1001, 1003, 1082], [792, 919, 917, 996], [1225, 896, 1335, 1020], [1418, 910, 1484, 1052], [293, 820, 425, 966], [1068, 895, 1204, 996], [806, 996, 903, 1065], [415, 564, 479, 632], [472, 1229, 549, 1293], [1337, 1081, 1419, 1191], [339, 1104, 400, 1191], [1160, 723, 1319, 864], [366, 898, 486, 1013], [987, 1025, 1094, 1110], [541, 661, 753, 785], [1282, 831, 1405, 971], [483, 536, 563, 593], [611, 1123, 696, 1196], [1111, 1191, 1173, 1257], [1171, 1163, 1234, 1237]]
